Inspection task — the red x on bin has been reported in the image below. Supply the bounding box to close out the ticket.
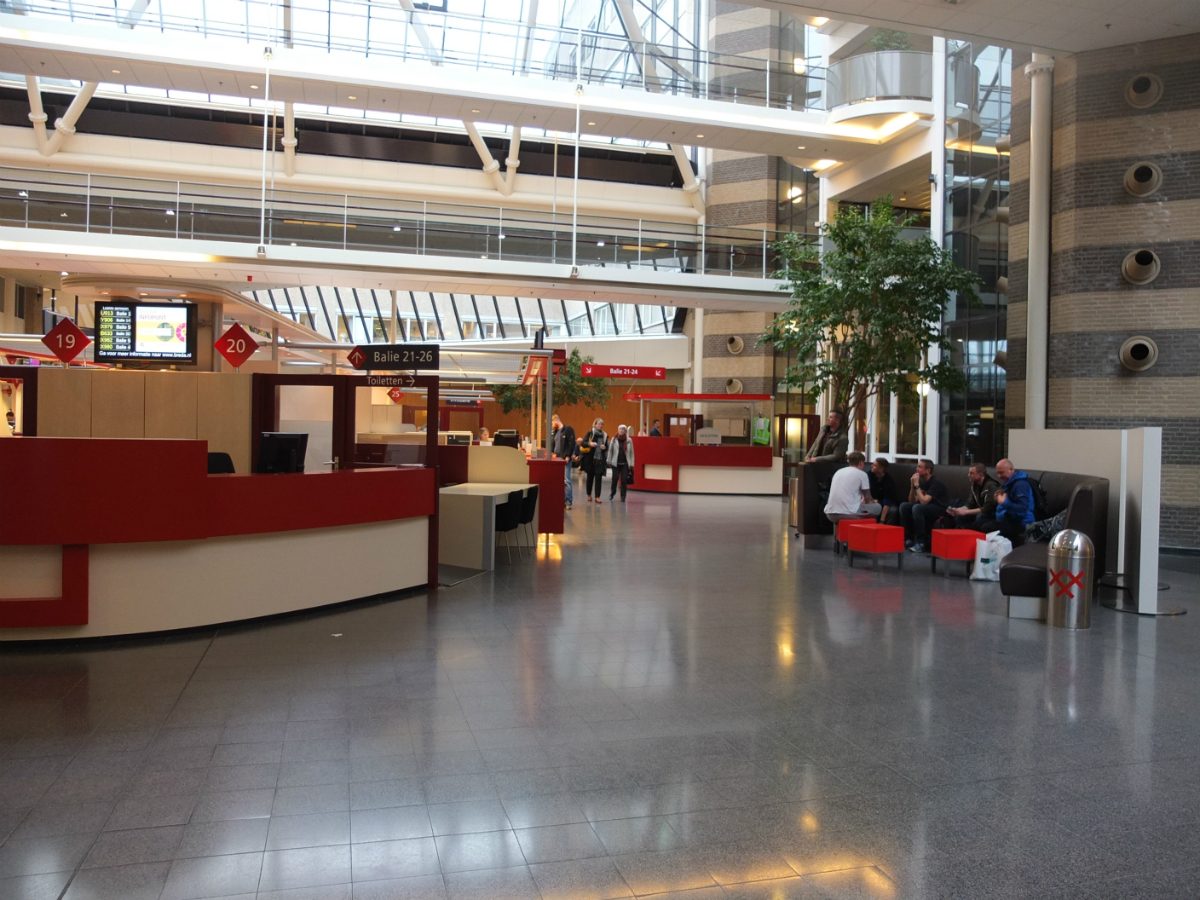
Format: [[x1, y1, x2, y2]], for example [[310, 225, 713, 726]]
[[1049, 568, 1086, 600]]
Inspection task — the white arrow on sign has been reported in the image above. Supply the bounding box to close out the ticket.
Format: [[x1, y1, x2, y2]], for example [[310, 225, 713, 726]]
[[347, 346, 365, 368], [654, 368, 664, 378]]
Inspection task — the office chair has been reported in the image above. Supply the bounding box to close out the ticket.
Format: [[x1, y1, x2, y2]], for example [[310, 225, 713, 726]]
[[494, 490, 523, 564], [517, 485, 540, 551], [207, 452, 236, 474]]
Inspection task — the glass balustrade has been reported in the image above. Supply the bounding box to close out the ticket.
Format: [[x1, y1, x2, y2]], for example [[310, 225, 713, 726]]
[[2, 0, 826, 112], [0, 165, 792, 280]]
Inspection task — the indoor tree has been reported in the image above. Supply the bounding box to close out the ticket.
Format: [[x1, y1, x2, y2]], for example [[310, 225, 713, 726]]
[[761, 198, 977, 435], [491, 347, 611, 414]]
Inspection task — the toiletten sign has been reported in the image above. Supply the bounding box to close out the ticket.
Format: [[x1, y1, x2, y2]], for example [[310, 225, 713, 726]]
[[581, 364, 665, 379]]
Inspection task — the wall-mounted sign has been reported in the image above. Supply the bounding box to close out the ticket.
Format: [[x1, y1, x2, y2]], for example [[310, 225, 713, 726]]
[[581, 364, 666, 379], [367, 374, 417, 388], [42, 318, 91, 364], [387, 387, 405, 403], [348, 343, 440, 371], [214, 323, 259, 368]]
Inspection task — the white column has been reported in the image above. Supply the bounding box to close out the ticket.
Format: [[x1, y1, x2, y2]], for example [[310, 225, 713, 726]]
[[925, 37, 948, 463], [692, 308, 705, 398], [1024, 52, 1054, 429]]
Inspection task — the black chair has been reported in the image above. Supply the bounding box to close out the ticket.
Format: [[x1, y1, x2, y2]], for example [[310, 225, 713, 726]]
[[207, 452, 235, 474], [518, 485, 540, 551], [494, 490, 523, 564]]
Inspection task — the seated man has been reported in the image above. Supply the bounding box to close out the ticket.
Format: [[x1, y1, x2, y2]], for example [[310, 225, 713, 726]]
[[974, 458, 1035, 542], [805, 410, 848, 463], [899, 458, 948, 553], [947, 462, 998, 528], [869, 457, 902, 525], [824, 451, 881, 523]]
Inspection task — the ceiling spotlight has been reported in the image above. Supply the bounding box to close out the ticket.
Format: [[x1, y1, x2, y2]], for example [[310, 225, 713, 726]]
[[793, 59, 806, 75], [797, 145, 806, 151], [696, 133, 705, 139], [60, 271, 68, 276], [18, 190, 28, 198], [165, 209, 175, 216], [250, 84, 259, 90], [596, 240, 606, 247], [470, 108, 481, 114], [348, 95, 357, 100], [587, 121, 597, 126], [392, 225, 402, 232], [899, 195, 908, 201], [111, 69, 121, 75], [59, 212, 68, 217]]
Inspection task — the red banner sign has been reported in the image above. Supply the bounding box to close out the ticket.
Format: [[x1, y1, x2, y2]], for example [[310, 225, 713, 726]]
[[42, 318, 91, 364], [214, 323, 259, 368], [581, 364, 666, 380]]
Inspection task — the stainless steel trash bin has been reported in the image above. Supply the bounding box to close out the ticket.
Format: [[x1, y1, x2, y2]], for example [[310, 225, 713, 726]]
[[1046, 529, 1094, 629], [788, 476, 801, 536]]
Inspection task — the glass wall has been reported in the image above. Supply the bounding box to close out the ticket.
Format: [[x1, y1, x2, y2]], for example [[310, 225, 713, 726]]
[[941, 40, 1010, 466]]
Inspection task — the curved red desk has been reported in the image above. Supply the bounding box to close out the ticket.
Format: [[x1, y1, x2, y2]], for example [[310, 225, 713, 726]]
[[633, 437, 782, 494], [0, 438, 436, 639]]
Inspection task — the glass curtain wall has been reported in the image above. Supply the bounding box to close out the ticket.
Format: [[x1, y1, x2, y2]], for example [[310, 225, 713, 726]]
[[942, 41, 1011, 465]]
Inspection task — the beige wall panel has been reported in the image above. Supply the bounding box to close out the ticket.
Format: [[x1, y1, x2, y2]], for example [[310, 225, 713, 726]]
[[91, 372, 145, 438], [144, 372, 198, 439], [1052, 114, 1200, 170], [1008, 143, 1029, 184], [1052, 200, 1200, 251], [1073, 34, 1198, 76], [1008, 301, 1028, 340], [196, 373, 252, 474], [1050, 291, 1200, 334], [1007, 380, 1026, 420], [1050, 54, 1078, 87], [1162, 465, 1200, 509], [701, 356, 774, 379], [1048, 377, 1200, 419], [705, 311, 773, 333], [35, 368, 93, 437], [1009, 223, 1028, 264]]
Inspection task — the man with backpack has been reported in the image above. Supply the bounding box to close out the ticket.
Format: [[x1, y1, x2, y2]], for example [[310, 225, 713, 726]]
[[974, 458, 1035, 543]]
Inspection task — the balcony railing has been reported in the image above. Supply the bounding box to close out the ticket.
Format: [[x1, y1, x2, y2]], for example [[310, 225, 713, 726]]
[[2, 0, 827, 113], [0, 166, 797, 280], [824, 50, 933, 110]]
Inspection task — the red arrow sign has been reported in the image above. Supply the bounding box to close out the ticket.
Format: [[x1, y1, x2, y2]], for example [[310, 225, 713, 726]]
[[347, 346, 366, 369], [581, 364, 666, 380], [214, 323, 259, 368], [42, 318, 91, 364]]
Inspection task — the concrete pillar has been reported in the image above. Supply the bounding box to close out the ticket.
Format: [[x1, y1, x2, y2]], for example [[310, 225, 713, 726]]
[[1023, 52, 1054, 430]]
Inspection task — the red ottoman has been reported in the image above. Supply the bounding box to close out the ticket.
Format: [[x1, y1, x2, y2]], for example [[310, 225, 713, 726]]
[[834, 516, 875, 555], [845, 523, 905, 569], [931, 528, 986, 576]]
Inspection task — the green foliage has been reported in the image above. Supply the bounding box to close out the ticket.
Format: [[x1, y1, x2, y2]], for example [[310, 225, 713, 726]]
[[761, 198, 977, 427], [868, 29, 912, 51], [491, 347, 611, 414]]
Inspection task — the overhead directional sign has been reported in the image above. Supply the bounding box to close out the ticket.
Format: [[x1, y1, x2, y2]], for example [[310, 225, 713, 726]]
[[42, 318, 91, 364], [348, 343, 439, 371], [367, 374, 416, 388], [581, 364, 666, 380]]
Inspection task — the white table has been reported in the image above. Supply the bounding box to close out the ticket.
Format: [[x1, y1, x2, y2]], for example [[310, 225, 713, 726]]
[[438, 482, 534, 570]]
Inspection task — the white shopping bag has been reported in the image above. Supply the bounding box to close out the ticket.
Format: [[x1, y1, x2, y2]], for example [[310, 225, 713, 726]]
[[970, 531, 1013, 582]]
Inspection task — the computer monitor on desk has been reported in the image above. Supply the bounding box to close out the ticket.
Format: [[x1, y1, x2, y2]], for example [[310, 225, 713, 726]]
[[256, 432, 309, 474], [492, 430, 520, 449]]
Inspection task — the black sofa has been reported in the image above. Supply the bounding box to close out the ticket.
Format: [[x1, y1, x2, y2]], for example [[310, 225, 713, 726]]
[[791, 460, 1108, 598]]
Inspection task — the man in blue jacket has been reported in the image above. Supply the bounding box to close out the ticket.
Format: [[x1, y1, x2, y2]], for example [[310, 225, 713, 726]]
[[975, 458, 1034, 542]]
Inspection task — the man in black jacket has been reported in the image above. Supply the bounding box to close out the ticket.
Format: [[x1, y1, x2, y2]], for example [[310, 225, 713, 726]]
[[947, 463, 998, 529], [869, 457, 902, 524], [899, 459, 949, 553], [551, 414, 577, 510]]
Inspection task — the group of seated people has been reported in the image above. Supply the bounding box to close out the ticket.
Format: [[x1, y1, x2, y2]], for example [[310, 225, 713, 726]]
[[815, 411, 1036, 554]]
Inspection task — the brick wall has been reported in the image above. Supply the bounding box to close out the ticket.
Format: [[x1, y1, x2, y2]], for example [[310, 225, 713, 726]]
[[1008, 33, 1200, 549]]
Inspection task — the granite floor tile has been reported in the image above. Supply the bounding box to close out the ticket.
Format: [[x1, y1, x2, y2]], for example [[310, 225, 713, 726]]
[[501, 793, 588, 829], [160, 851, 264, 900], [257, 844, 351, 893], [435, 829, 527, 873], [513, 821, 607, 864], [0, 833, 95, 878], [721, 876, 824, 898], [104, 792, 197, 831], [0, 870, 74, 900], [350, 836, 440, 882], [609, 849, 721, 896], [529, 856, 635, 899], [191, 788, 275, 822], [350, 778, 425, 810], [273, 783, 351, 816], [82, 824, 184, 868], [176, 817, 269, 858], [351, 873, 446, 899], [11, 800, 113, 839], [62, 860, 172, 900], [350, 804, 433, 842], [265, 811, 351, 850], [442, 864, 541, 900], [426, 799, 509, 836]]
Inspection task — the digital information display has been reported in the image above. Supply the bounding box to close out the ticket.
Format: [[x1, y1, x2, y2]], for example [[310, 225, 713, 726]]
[[95, 302, 196, 362]]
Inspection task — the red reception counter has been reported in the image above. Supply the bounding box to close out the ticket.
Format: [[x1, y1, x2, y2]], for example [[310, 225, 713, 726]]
[[633, 437, 783, 495], [0, 437, 437, 640]]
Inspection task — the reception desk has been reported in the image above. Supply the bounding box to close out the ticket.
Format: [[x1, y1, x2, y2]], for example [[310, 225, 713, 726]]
[[633, 437, 783, 495], [0, 437, 436, 640]]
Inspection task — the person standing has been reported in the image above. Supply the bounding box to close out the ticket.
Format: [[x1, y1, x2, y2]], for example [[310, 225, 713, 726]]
[[824, 452, 881, 523], [649, 419, 662, 437], [899, 459, 949, 553], [580, 418, 608, 503], [606, 424, 635, 502], [551, 413, 577, 510], [805, 410, 848, 463]]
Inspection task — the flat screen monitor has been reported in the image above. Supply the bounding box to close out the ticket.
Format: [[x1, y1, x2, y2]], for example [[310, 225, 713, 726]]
[[256, 432, 309, 474], [492, 429, 520, 449], [94, 301, 197, 363]]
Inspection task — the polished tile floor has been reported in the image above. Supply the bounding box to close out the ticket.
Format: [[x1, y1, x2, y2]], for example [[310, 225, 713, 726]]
[[2, 491, 1199, 899]]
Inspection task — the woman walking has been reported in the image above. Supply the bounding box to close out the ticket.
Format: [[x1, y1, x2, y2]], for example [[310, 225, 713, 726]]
[[606, 424, 635, 502], [580, 418, 608, 502]]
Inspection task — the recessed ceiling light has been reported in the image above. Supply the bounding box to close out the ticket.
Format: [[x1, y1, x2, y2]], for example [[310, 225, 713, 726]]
[[250, 84, 259, 90], [111, 69, 121, 75], [587, 121, 597, 126], [797, 145, 806, 150], [597, 240, 606, 247], [392, 225, 402, 232], [812, 16, 829, 26], [696, 134, 704, 139], [59, 212, 68, 218], [470, 108, 481, 114], [60, 271, 68, 276], [348, 95, 357, 100]]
